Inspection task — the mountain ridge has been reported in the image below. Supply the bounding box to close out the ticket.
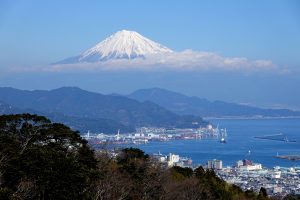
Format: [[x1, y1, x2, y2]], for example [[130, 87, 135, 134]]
[[0, 87, 207, 133], [128, 88, 300, 117]]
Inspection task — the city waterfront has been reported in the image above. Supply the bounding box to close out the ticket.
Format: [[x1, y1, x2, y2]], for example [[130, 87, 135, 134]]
[[92, 117, 300, 197], [132, 118, 300, 168]]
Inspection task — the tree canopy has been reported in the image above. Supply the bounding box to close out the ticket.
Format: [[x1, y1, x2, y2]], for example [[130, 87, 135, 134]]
[[0, 114, 97, 199]]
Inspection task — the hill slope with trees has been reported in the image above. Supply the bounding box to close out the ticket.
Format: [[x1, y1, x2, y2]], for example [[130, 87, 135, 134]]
[[0, 87, 208, 133]]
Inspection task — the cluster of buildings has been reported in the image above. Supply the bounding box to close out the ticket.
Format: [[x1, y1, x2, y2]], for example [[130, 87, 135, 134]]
[[153, 152, 193, 168], [235, 159, 262, 171], [207, 159, 223, 170], [207, 159, 262, 171], [153, 154, 300, 197], [205, 159, 300, 197]]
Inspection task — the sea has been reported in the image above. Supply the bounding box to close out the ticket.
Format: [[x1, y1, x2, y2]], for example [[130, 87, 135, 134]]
[[130, 118, 300, 168]]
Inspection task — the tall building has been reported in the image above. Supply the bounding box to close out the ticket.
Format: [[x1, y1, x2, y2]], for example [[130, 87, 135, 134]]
[[236, 160, 243, 168], [207, 160, 213, 169], [207, 159, 223, 170], [167, 153, 180, 167], [214, 160, 223, 170]]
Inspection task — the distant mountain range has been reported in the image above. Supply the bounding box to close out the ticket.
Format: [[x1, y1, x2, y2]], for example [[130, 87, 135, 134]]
[[1, 86, 298, 134], [128, 88, 300, 118], [0, 87, 207, 133]]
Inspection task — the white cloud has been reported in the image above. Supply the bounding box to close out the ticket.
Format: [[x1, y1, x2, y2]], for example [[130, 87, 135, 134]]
[[41, 50, 278, 72]]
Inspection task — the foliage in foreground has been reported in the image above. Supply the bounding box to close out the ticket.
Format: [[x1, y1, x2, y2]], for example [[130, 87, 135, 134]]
[[0, 114, 272, 200]]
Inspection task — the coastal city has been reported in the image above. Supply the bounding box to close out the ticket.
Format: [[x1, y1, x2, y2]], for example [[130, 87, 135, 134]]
[[84, 125, 300, 198]]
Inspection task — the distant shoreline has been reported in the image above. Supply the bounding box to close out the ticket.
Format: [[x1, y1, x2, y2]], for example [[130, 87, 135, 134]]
[[204, 116, 300, 120]]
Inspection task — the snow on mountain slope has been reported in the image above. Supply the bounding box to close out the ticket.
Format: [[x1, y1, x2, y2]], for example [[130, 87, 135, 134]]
[[57, 30, 173, 63], [53, 30, 276, 72]]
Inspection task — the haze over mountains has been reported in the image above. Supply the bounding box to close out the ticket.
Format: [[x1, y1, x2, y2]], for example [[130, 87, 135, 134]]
[[30, 29, 298, 111], [0, 30, 298, 126]]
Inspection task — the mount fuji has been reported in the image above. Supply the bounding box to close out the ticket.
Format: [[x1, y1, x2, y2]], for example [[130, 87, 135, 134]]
[[57, 30, 173, 64], [54, 30, 276, 72]]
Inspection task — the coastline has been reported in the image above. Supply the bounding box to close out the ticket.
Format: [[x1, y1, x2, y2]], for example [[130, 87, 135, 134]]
[[204, 116, 300, 120]]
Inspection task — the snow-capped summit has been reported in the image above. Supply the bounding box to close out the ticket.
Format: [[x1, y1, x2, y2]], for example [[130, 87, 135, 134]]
[[57, 30, 173, 63]]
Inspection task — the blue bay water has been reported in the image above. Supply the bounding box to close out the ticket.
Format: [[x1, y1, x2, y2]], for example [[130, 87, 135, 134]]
[[132, 118, 300, 168]]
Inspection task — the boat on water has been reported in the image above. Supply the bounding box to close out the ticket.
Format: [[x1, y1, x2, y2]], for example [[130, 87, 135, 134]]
[[220, 128, 227, 143], [220, 137, 226, 143]]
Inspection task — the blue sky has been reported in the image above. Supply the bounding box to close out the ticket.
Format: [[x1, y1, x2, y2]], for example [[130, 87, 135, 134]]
[[0, 0, 300, 109], [1, 0, 300, 66]]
